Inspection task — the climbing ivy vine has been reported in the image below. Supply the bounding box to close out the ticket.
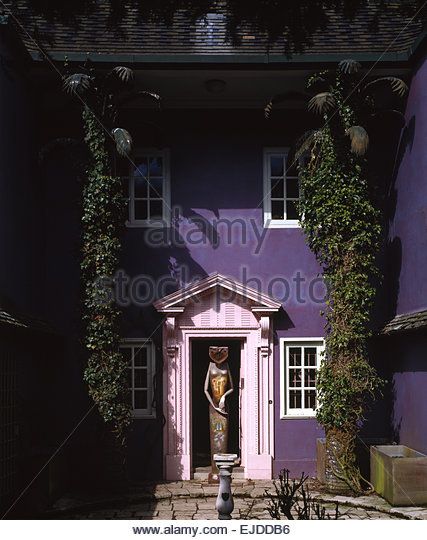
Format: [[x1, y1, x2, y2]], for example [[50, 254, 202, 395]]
[[266, 60, 407, 493], [63, 61, 160, 442], [81, 106, 130, 442]]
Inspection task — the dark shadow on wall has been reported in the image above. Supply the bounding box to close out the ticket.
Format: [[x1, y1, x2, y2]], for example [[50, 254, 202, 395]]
[[384, 115, 416, 226], [370, 116, 414, 329], [272, 309, 295, 346], [375, 236, 402, 325], [388, 332, 427, 453]]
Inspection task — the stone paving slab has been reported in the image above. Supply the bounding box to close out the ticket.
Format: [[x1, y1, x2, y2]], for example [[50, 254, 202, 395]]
[[48, 479, 427, 520]]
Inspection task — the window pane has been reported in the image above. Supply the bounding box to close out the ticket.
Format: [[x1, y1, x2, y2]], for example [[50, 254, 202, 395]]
[[304, 369, 316, 387], [149, 177, 163, 198], [134, 200, 148, 220], [289, 368, 301, 387], [149, 200, 163, 220], [134, 389, 148, 409], [271, 179, 284, 198], [120, 347, 132, 366], [134, 159, 148, 178], [270, 156, 284, 176], [304, 347, 317, 366], [287, 177, 299, 199], [126, 368, 132, 388], [286, 200, 298, 220], [305, 390, 316, 409], [149, 157, 163, 176], [134, 369, 148, 389], [289, 347, 301, 366], [272, 200, 284, 220], [289, 390, 302, 409], [134, 177, 147, 198], [287, 158, 298, 177], [134, 347, 148, 367]]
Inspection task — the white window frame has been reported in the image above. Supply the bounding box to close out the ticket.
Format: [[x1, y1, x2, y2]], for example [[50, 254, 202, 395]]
[[263, 147, 301, 228], [280, 338, 324, 419], [126, 148, 171, 228], [120, 339, 156, 419]]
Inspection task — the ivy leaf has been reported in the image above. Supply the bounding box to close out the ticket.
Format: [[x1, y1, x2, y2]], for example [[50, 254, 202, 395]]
[[63, 73, 92, 94], [112, 127, 133, 156], [345, 126, 369, 155], [308, 92, 336, 115], [338, 59, 361, 75]]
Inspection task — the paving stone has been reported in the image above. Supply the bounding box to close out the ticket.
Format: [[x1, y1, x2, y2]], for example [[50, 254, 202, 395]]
[[187, 488, 206, 498], [173, 511, 196, 520], [250, 488, 268, 498], [172, 503, 198, 512], [47, 479, 427, 520], [196, 501, 218, 510], [202, 486, 222, 496], [233, 486, 255, 496], [134, 510, 160, 518], [193, 513, 219, 520]]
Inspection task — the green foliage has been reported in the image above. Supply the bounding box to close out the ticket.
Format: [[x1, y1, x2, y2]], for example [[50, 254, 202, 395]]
[[63, 62, 159, 443], [81, 106, 131, 442], [266, 469, 341, 520], [293, 64, 405, 492]]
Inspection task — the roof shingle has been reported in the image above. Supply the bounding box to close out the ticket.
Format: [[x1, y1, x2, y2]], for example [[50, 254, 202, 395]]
[[11, 3, 423, 61]]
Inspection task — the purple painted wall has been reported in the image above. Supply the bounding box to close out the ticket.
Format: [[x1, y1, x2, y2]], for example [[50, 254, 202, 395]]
[[119, 109, 325, 478], [388, 51, 427, 317], [387, 49, 427, 455]]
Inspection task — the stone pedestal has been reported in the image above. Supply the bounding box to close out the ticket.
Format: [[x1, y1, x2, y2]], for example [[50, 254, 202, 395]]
[[214, 453, 239, 519]]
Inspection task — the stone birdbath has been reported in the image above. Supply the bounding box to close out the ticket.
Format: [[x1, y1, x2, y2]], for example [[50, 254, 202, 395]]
[[213, 453, 240, 519]]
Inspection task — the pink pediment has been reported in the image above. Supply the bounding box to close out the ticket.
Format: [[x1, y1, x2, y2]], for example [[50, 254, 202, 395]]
[[154, 272, 281, 314]]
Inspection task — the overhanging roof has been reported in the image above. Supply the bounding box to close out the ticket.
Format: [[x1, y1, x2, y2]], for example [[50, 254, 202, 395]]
[[381, 309, 427, 335], [10, 4, 424, 66]]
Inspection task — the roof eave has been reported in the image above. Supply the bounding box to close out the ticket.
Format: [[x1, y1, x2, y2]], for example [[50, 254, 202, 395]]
[[28, 50, 413, 67]]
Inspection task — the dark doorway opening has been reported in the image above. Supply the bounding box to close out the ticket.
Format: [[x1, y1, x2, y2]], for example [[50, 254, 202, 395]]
[[191, 338, 241, 469]]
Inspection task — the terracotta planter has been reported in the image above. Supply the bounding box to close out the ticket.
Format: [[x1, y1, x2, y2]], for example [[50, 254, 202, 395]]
[[371, 445, 427, 506]]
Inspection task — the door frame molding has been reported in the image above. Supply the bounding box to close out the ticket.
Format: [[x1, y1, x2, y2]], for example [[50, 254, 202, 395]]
[[155, 273, 280, 480]]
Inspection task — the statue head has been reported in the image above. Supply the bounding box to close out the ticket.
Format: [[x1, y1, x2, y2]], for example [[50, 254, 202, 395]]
[[209, 346, 229, 364]]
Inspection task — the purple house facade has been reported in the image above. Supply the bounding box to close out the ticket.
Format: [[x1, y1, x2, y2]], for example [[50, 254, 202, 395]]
[[0, 5, 426, 510]]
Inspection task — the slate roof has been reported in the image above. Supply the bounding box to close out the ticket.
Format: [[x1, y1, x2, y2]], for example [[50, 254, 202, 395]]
[[382, 309, 427, 335], [11, 2, 424, 62]]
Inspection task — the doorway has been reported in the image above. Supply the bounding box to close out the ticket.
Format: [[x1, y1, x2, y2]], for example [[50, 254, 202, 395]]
[[191, 338, 241, 470]]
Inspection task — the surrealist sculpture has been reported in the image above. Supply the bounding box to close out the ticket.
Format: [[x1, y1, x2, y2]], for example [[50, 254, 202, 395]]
[[204, 346, 234, 480]]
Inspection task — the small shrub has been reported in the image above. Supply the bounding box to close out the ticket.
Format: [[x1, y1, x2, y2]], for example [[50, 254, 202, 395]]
[[266, 469, 341, 520]]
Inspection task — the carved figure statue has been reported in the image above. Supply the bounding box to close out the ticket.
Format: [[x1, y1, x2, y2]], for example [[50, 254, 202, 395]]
[[204, 346, 234, 479]]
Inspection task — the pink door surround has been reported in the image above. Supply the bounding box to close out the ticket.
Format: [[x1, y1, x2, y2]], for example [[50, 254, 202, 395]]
[[154, 273, 281, 480]]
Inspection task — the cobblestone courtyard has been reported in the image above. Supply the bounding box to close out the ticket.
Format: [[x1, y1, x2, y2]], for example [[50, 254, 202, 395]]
[[48, 480, 427, 520]]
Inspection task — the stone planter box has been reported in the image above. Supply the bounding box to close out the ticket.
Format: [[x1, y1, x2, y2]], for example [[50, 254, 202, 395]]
[[371, 445, 427, 506]]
